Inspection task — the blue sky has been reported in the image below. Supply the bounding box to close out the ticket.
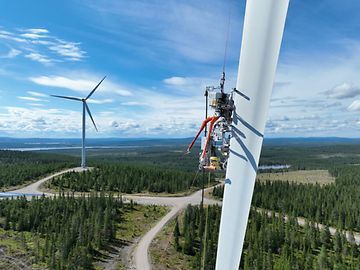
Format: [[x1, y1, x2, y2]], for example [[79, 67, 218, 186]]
[[1, 0, 360, 138]]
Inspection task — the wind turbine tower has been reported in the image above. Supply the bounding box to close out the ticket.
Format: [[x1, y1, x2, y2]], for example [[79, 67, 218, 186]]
[[51, 76, 106, 168]]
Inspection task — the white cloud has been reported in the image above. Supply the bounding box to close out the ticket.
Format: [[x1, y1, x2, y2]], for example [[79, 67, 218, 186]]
[[0, 106, 81, 135], [115, 89, 132, 96], [25, 52, 53, 64], [110, 120, 140, 129], [121, 101, 146, 106], [17, 96, 43, 102], [161, 74, 224, 95], [28, 103, 45, 107], [49, 40, 86, 60], [23, 28, 49, 34], [20, 33, 46, 39], [27, 91, 48, 97], [29, 74, 132, 96], [324, 83, 360, 99], [348, 100, 360, 111], [163, 76, 188, 86], [0, 48, 21, 58], [87, 98, 113, 104], [0, 26, 86, 64], [82, 0, 242, 63], [0, 30, 27, 42], [30, 76, 91, 91]]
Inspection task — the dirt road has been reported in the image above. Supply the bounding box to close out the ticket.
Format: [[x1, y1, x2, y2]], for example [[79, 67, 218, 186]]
[[3, 170, 359, 270], [127, 188, 220, 270], [1, 167, 85, 197], [1, 168, 220, 270]]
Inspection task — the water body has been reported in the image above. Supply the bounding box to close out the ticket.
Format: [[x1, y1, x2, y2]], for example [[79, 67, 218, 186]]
[[0, 192, 41, 197], [258, 164, 291, 170], [1, 145, 144, 152]]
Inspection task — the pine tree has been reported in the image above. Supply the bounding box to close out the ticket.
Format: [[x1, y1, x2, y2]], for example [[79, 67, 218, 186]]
[[320, 225, 331, 249], [317, 245, 330, 270], [173, 217, 181, 251]]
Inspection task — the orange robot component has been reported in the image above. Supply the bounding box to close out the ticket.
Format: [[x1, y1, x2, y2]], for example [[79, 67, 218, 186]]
[[187, 116, 219, 161]]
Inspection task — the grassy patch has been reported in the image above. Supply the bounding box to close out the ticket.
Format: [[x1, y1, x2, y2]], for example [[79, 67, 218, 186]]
[[0, 228, 42, 269], [256, 169, 335, 185], [117, 204, 169, 242], [99, 204, 169, 270], [150, 211, 194, 270]]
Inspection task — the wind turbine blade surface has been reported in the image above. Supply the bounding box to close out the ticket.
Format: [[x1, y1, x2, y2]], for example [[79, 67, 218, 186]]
[[215, 1, 289, 269], [86, 76, 106, 100], [85, 102, 98, 132], [50, 95, 82, 101]]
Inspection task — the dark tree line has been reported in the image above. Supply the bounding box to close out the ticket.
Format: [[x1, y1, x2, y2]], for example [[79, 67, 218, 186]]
[[173, 204, 221, 269], [0, 150, 76, 188], [252, 166, 360, 231], [211, 185, 224, 199], [49, 164, 212, 194], [174, 205, 360, 269], [0, 193, 123, 269], [212, 166, 360, 232]]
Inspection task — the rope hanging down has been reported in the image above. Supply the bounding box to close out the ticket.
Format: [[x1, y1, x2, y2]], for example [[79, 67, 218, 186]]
[[199, 3, 233, 269]]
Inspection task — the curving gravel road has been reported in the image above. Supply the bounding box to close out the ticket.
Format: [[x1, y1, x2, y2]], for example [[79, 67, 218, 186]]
[[3, 170, 359, 270], [1, 167, 85, 198], [2, 167, 221, 270], [127, 188, 220, 270]]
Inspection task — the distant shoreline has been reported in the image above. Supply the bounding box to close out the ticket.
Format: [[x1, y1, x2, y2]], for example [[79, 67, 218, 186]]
[[0, 145, 147, 152]]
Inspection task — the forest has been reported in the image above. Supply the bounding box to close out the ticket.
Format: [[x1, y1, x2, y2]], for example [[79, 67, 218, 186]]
[[0, 193, 122, 269], [258, 143, 360, 169], [252, 166, 360, 232], [0, 150, 76, 188], [2, 141, 360, 269], [47, 164, 209, 194], [164, 205, 360, 269], [211, 166, 360, 232], [54, 144, 200, 172]]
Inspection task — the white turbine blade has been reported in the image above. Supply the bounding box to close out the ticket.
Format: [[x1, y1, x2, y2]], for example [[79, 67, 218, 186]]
[[84, 102, 98, 132], [50, 95, 82, 101], [86, 76, 106, 100], [215, 1, 289, 270]]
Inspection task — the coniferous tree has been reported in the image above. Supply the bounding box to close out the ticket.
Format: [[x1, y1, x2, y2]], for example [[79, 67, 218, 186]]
[[173, 217, 181, 251], [317, 245, 330, 270]]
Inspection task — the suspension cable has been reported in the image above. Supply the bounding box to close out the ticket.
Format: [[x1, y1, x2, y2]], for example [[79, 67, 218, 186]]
[[201, 171, 212, 269], [200, 3, 233, 269], [222, 2, 233, 74]]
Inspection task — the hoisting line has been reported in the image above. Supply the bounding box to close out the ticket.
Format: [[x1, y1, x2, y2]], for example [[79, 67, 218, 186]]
[[200, 2, 233, 269]]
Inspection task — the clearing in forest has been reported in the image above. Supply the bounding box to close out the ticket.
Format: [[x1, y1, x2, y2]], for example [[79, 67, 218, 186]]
[[256, 169, 335, 185]]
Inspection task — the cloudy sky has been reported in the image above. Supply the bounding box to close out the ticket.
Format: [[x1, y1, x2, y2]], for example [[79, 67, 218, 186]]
[[1, 0, 360, 138]]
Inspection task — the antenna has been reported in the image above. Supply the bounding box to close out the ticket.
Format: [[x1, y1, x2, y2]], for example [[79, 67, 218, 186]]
[[51, 76, 106, 168]]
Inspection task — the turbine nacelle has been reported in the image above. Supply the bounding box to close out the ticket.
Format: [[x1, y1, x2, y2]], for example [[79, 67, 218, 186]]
[[50, 75, 106, 132]]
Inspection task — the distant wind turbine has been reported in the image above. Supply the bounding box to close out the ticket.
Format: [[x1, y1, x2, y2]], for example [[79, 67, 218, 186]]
[[51, 76, 106, 168]]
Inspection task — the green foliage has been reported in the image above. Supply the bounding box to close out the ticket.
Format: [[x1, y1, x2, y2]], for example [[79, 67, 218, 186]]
[[259, 144, 360, 170], [49, 164, 210, 194], [252, 166, 360, 231], [212, 185, 224, 199], [0, 193, 122, 269], [174, 217, 181, 251], [318, 245, 331, 270], [0, 150, 76, 188], [62, 144, 201, 172], [173, 206, 360, 269]]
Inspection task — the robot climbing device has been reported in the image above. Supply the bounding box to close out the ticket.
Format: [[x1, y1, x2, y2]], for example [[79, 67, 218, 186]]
[[187, 72, 248, 172]]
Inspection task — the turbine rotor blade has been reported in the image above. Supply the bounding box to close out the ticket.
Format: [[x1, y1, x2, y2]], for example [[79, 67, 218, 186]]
[[84, 102, 98, 132], [50, 95, 82, 101], [86, 76, 106, 100]]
